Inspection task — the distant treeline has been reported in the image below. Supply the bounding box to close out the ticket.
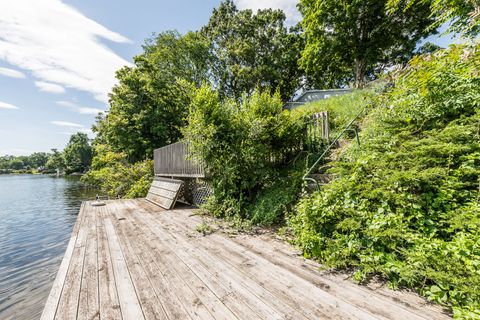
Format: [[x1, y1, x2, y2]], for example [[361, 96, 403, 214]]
[[1, 132, 92, 174], [0, 152, 51, 173]]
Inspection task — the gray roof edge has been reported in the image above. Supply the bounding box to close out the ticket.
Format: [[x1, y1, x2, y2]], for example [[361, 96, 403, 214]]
[[293, 88, 353, 102]]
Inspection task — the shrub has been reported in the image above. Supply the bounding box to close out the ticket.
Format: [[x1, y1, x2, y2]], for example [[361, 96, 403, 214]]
[[81, 144, 153, 198], [183, 85, 307, 221], [289, 44, 480, 317], [246, 168, 303, 226]]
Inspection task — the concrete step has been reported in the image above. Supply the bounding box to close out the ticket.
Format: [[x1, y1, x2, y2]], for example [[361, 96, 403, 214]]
[[315, 163, 333, 172], [308, 173, 335, 184]]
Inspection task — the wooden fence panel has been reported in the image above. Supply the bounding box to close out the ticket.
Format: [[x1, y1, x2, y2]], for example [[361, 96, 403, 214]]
[[154, 141, 204, 177], [153, 112, 329, 176]]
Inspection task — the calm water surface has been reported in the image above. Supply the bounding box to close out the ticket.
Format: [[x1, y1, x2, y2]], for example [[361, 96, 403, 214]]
[[0, 174, 96, 320]]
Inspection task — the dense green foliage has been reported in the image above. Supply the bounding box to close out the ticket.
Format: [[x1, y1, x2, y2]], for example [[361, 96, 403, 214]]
[[388, 0, 480, 37], [183, 86, 373, 225], [299, 0, 435, 88], [93, 31, 210, 163], [202, 0, 303, 101], [81, 144, 153, 198], [289, 44, 480, 317], [183, 86, 308, 224], [88, 3, 306, 195], [0, 133, 92, 174], [86, 31, 210, 195], [63, 133, 93, 174], [45, 149, 65, 172], [0, 152, 49, 173]]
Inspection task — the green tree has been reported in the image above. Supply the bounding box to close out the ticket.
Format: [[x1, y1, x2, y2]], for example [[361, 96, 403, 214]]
[[94, 31, 210, 162], [81, 144, 153, 198], [28, 152, 50, 169], [417, 41, 442, 54], [388, 0, 480, 37], [0, 156, 10, 170], [299, 0, 435, 88], [63, 133, 93, 174], [9, 158, 24, 170], [45, 149, 66, 171], [202, 0, 303, 101]]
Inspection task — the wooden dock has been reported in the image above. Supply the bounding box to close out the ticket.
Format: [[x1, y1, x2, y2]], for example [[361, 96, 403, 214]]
[[41, 199, 450, 320]]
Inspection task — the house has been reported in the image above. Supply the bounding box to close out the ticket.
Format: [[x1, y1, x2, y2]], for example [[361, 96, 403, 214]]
[[284, 89, 353, 110]]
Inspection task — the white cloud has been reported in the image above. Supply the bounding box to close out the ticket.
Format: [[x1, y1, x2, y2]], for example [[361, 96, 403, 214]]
[[0, 101, 19, 109], [51, 120, 94, 137], [0, 67, 26, 79], [78, 107, 104, 115], [78, 128, 93, 135], [234, 0, 301, 26], [56, 100, 104, 115], [51, 120, 84, 128], [0, 0, 131, 102], [35, 81, 66, 94], [56, 101, 79, 109]]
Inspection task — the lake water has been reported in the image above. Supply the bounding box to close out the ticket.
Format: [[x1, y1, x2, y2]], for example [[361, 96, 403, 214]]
[[0, 174, 96, 320]]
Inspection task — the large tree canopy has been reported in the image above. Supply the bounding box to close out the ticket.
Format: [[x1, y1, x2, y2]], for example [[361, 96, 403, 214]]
[[388, 0, 480, 37], [63, 133, 93, 174], [202, 0, 303, 101], [93, 31, 210, 162], [299, 0, 435, 88]]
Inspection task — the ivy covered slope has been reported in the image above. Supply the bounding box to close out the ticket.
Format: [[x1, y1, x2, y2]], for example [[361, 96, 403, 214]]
[[290, 44, 480, 318]]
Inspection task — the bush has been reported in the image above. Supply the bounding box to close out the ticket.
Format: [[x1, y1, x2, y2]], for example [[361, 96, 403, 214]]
[[289, 44, 480, 317], [246, 167, 304, 226], [183, 85, 308, 222], [184, 84, 373, 225], [81, 144, 153, 198]]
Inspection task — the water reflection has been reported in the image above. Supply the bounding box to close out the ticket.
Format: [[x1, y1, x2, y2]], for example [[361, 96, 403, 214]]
[[0, 175, 96, 320]]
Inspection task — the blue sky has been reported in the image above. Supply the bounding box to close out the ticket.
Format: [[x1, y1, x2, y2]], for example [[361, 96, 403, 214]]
[[0, 0, 461, 156]]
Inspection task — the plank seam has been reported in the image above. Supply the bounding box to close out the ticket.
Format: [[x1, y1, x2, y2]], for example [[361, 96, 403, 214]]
[[108, 201, 172, 320], [74, 211, 89, 320], [40, 201, 85, 320], [104, 206, 145, 320], [101, 205, 124, 320], [121, 201, 216, 319]]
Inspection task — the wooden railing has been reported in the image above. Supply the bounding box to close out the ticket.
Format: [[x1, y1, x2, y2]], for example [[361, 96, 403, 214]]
[[153, 141, 204, 177]]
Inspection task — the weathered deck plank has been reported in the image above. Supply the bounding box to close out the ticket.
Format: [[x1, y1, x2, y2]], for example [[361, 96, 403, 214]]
[[42, 199, 451, 320], [141, 203, 374, 319], [122, 201, 268, 320], [53, 207, 87, 320], [129, 200, 311, 320], [77, 204, 99, 320], [104, 217, 144, 320], [40, 203, 85, 320], [95, 204, 122, 320]]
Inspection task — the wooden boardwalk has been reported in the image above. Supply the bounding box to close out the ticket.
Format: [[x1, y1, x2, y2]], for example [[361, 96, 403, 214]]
[[41, 199, 450, 320]]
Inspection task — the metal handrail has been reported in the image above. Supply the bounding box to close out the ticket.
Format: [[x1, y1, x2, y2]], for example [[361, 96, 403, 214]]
[[302, 108, 366, 191]]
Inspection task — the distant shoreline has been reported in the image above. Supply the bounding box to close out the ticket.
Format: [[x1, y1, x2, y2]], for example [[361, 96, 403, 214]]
[[0, 170, 84, 176]]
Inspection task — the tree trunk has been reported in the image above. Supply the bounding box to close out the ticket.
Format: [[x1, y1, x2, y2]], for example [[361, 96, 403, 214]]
[[353, 58, 366, 89]]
